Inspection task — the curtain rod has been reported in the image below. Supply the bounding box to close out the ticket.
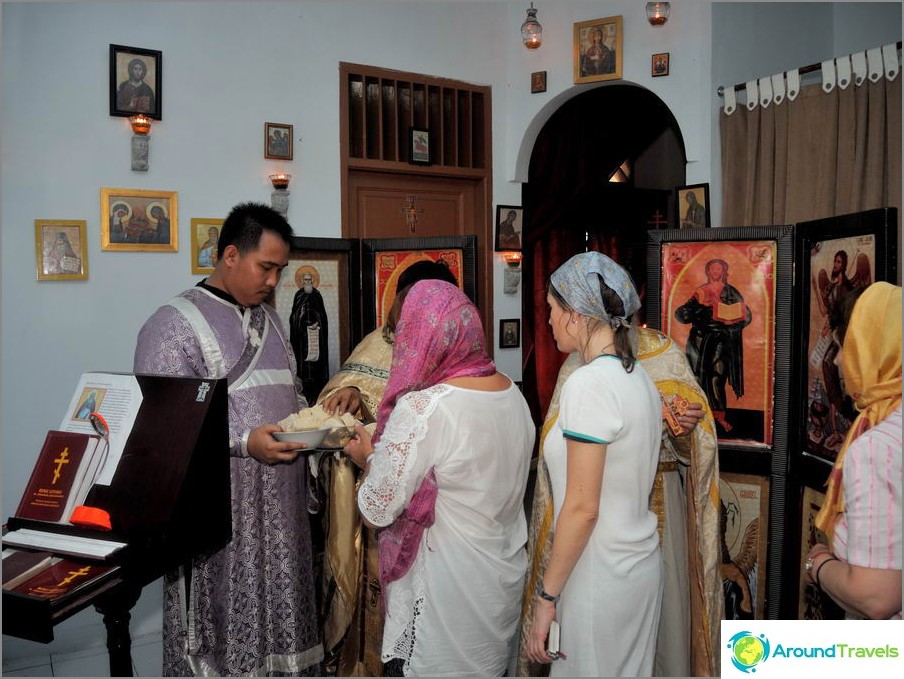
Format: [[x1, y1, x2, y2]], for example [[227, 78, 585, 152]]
[[717, 41, 902, 96]]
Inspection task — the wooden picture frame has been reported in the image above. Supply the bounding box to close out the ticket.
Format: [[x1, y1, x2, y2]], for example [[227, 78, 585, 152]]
[[573, 16, 623, 84], [796, 485, 845, 620], [651, 52, 670, 77], [719, 472, 770, 620], [409, 127, 431, 165], [100, 187, 178, 252], [647, 226, 794, 467], [675, 183, 710, 228], [495, 205, 523, 252], [531, 70, 547, 93], [361, 235, 477, 333], [190, 218, 224, 275], [499, 319, 521, 349], [265, 122, 293, 160], [109, 44, 162, 119], [791, 208, 898, 476], [271, 237, 361, 405], [35, 220, 88, 281]]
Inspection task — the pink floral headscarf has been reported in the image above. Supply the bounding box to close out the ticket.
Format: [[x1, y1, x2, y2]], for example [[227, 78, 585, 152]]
[[374, 279, 496, 442]]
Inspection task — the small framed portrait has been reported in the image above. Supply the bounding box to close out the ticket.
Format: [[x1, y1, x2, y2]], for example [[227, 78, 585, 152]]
[[495, 205, 523, 251], [675, 183, 710, 228], [265, 122, 294, 160], [101, 187, 178, 252], [652, 52, 670, 77], [499, 319, 521, 349], [35, 220, 88, 281], [109, 44, 162, 119], [191, 218, 224, 274], [531, 70, 547, 93], [409, 127, 431, 165], [573, 16, 623, 84]]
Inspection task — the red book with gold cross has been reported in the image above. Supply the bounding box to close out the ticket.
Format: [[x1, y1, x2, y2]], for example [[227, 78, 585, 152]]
[[15, 431, 98, 523]]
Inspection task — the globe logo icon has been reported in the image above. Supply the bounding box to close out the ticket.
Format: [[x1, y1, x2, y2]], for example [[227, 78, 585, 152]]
[[726, 631, 770, 673]]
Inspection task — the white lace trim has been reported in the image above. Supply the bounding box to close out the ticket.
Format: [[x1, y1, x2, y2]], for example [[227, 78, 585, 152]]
[[383, 545, 429, 672], [358, 384, 452, 527]]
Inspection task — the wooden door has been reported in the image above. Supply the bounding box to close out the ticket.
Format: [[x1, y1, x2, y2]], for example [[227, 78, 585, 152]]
[[346, 170, 491, 340], [348, 171, 477, 240]]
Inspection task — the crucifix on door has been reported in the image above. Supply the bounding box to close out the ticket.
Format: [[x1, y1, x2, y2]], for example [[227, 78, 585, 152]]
[[400, 195, 424, 233]]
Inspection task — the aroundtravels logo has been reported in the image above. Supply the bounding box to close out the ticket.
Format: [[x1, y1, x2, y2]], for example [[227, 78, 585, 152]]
[[723, 620, 904, 676], [726, 631, 771, 673]]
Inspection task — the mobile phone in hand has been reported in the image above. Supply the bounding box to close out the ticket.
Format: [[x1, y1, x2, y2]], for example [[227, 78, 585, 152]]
[[546, 620, 565, 660]]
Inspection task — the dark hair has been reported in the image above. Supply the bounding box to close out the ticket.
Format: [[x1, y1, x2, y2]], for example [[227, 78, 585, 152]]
[[383, 261, 459, 342], [828, 284, 868, 346], [218, 202, 293, 258], [397, 260, 458, 291], [548, 273, 636, 373]]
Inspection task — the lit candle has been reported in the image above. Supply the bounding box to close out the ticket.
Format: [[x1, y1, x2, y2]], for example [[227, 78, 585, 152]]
[[269, 173, 291, 189], [129, 114, 152, 135]]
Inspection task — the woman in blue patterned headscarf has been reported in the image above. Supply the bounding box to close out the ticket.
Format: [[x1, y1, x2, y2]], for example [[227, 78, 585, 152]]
[[524, 251, 664, 676]]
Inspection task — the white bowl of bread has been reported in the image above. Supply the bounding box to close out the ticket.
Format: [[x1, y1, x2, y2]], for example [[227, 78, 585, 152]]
[[275, 405, 362, 449]]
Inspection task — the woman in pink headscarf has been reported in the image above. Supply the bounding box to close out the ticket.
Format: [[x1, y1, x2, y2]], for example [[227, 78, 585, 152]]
[[343, 279, 535, 677]]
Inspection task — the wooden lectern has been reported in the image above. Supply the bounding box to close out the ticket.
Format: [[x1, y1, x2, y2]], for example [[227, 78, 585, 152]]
[[3, 374, 231, 676]]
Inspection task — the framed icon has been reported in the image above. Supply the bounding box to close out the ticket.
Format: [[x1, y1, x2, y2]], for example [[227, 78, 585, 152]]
[[499, 319, 521, 349], [531, 70, 547, 93], [362, 235, 476, 332], [265, 122, 294, 160], [676, 183, 710, 228], [652, 52, 670, 77], [35, 220, 88, 281], [495, 205, 523, 251], [101, 187, 178, 252], [190, 218, 224, 274], [110, 44, 162, 119], [647, 225, 794, 460], [573, 16, 623, 84], [409, 127, 431, 165]]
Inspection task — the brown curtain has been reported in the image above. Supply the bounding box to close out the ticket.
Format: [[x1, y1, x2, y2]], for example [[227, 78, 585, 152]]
[[721, 76, 901, 226]]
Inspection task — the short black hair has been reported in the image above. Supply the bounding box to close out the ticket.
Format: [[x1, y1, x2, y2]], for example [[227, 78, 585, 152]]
[[397, 260, 457, 291], [218, 202, 293, 258]]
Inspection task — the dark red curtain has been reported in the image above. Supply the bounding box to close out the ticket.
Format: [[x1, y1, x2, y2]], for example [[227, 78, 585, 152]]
[[520, 86, 677, 425]]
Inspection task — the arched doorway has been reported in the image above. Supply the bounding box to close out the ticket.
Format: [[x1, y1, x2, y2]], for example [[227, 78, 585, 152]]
[[520, 83, 686, 423]]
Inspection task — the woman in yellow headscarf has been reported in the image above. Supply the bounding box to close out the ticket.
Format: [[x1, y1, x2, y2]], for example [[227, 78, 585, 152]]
[[807, 282, 902, 619]]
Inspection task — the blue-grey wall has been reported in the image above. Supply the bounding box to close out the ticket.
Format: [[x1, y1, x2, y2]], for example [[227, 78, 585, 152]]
[[2, 0, 899, 665]]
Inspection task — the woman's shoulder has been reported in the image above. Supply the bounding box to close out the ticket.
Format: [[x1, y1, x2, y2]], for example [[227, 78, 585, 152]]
[[397, 383, 454, 408]]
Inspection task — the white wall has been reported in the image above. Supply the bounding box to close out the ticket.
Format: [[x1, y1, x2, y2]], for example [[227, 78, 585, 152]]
[[2, 0, 899, 661]]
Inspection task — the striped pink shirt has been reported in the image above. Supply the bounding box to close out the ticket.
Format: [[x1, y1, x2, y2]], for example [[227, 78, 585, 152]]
[[833, 405, 902, 619]]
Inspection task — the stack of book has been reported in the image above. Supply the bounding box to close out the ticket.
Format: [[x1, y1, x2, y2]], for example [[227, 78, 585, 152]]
[[1, 549, 54, 590]]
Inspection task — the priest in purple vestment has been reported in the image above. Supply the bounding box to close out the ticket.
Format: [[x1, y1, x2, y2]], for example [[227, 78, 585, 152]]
[[133, 202, 323, 676]]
